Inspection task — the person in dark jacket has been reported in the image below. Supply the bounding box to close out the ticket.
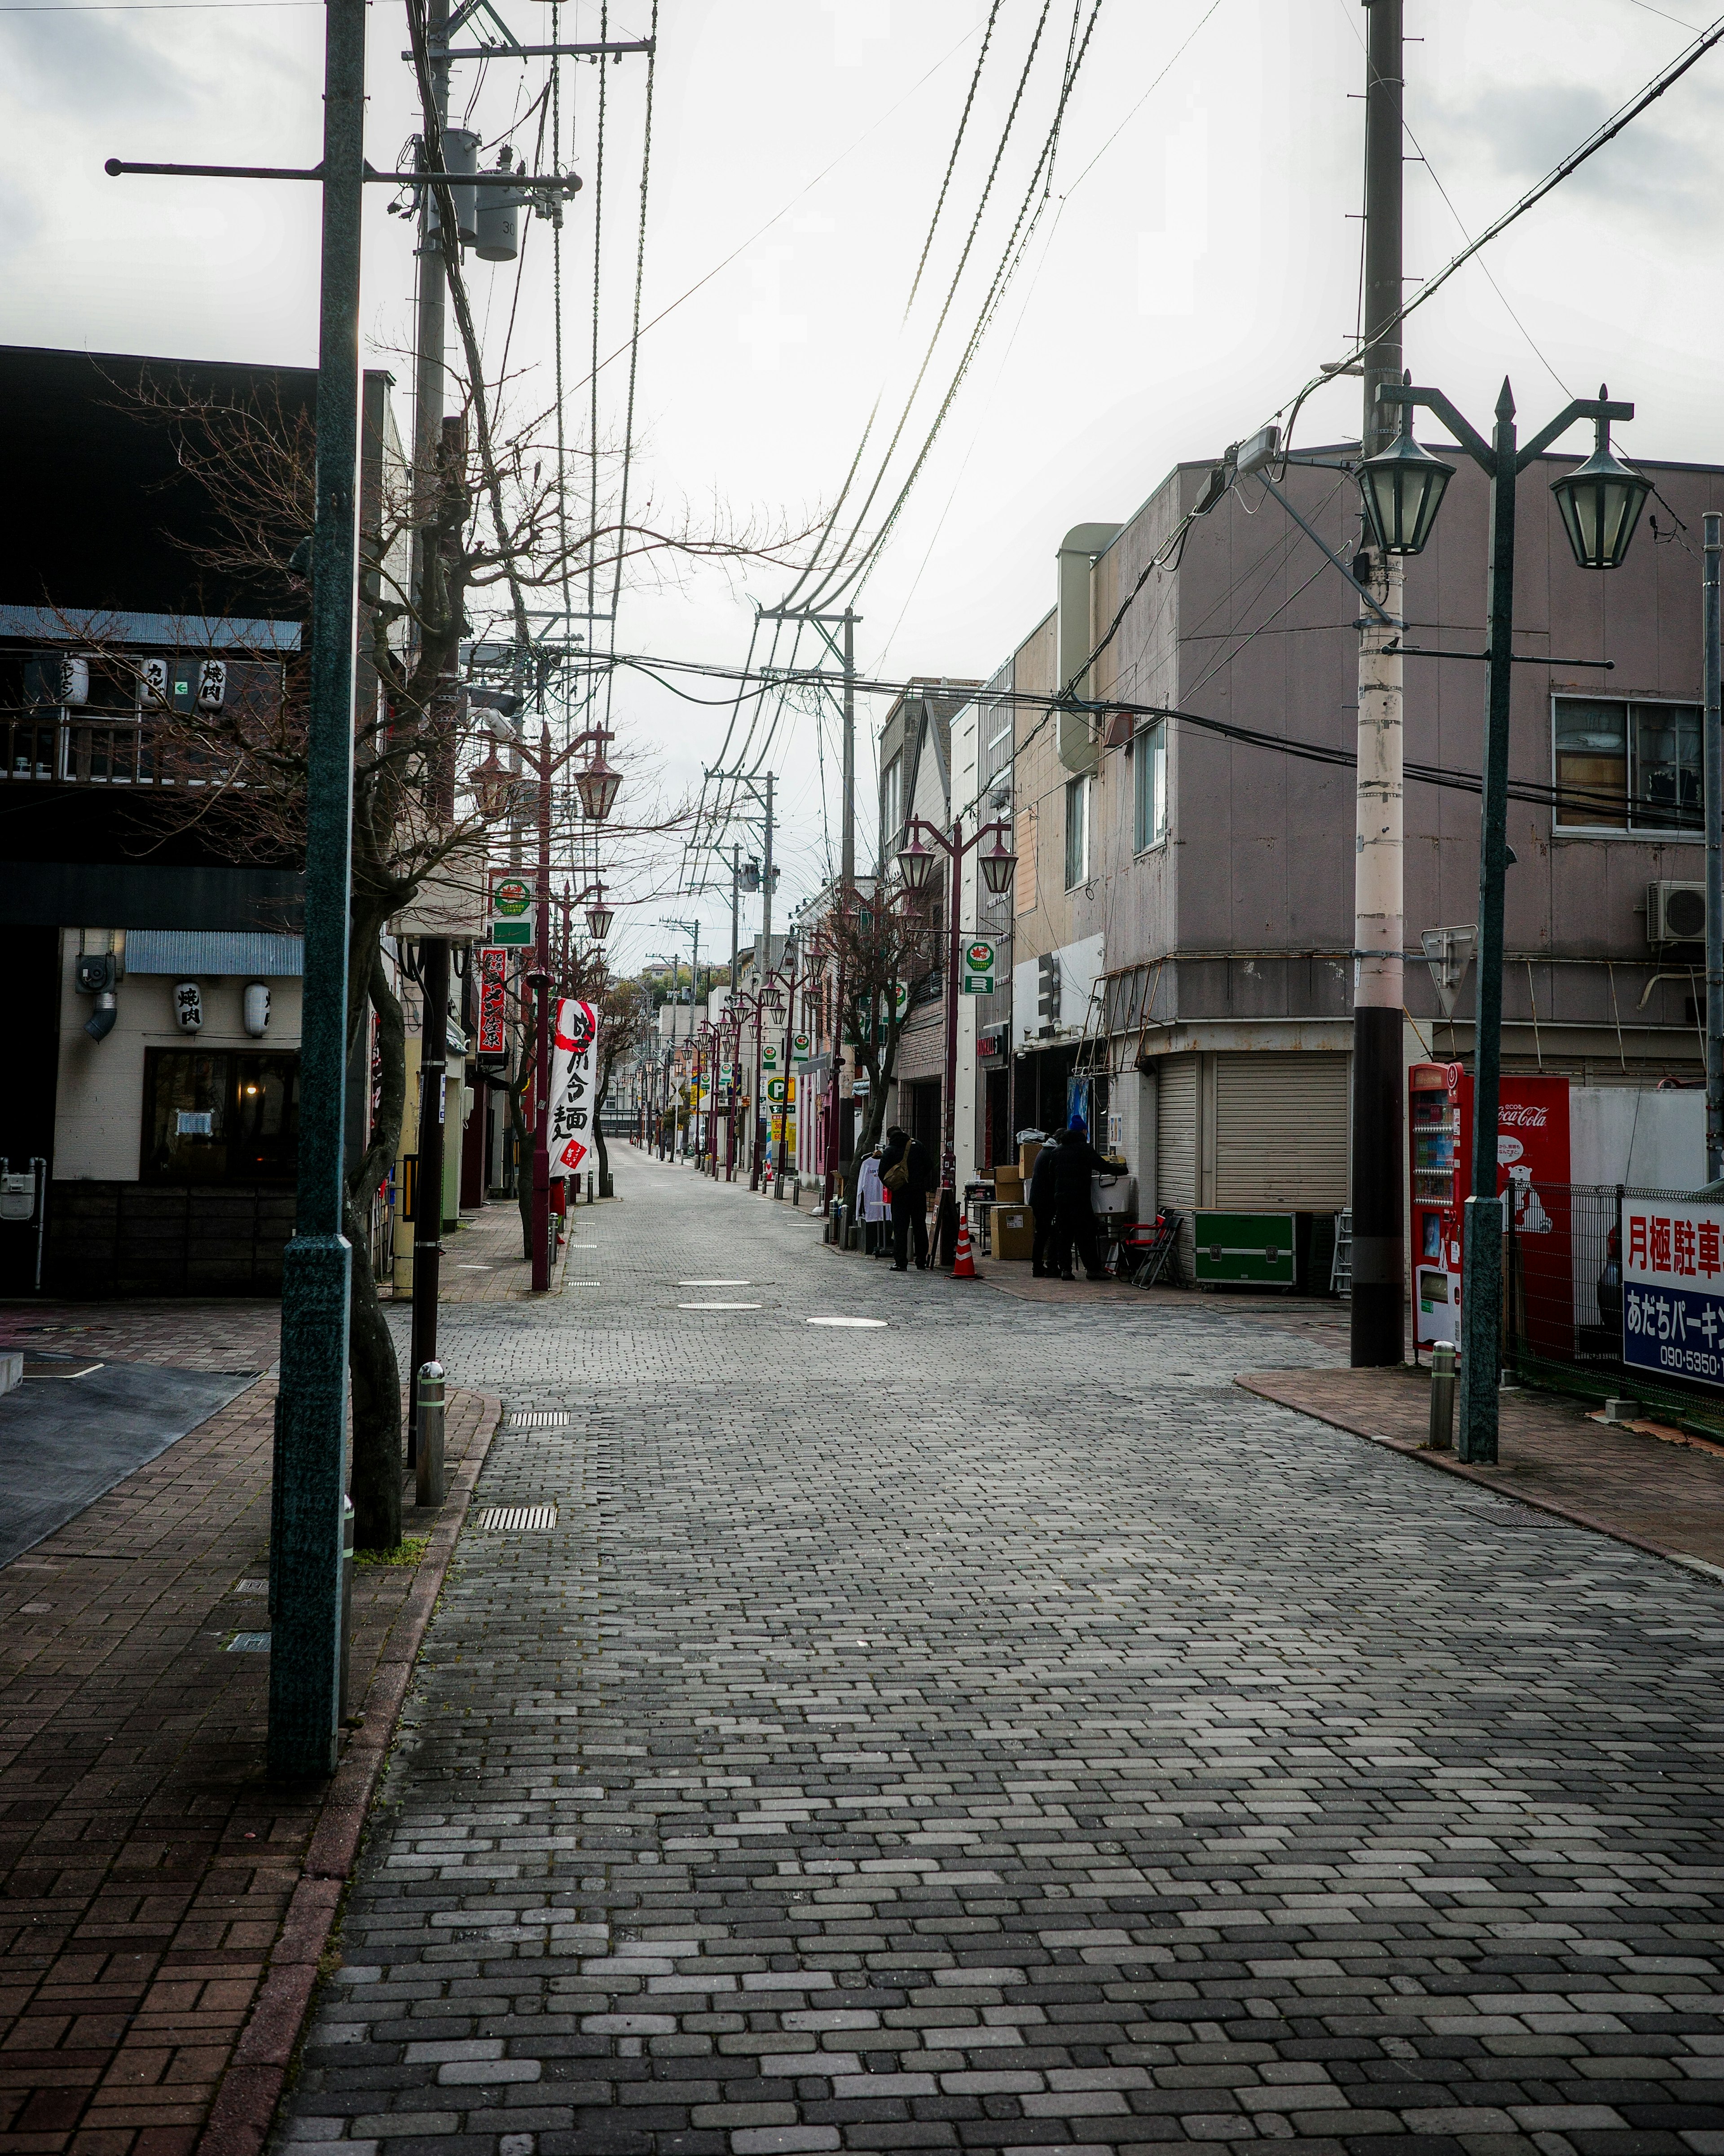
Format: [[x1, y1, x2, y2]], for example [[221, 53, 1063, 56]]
[[1028, 1132, 1063, 1277], [880, 1124, 933, 1270], [1049, 1114, 1116, 1281]]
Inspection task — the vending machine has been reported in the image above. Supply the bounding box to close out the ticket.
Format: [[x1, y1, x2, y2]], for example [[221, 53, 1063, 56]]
[[1408, 1063, 1571, 1355]]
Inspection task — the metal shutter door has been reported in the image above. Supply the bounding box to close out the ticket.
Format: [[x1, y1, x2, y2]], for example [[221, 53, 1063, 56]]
[[1156, 1057, 1197, 1210], [1214, 1052, 1349, 1210]]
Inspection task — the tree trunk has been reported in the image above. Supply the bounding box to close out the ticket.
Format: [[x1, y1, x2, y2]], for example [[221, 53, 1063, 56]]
[[594, 1052, 612, 1196], [346, 938, 406, 1551], [346, 1179, 402, 1550]]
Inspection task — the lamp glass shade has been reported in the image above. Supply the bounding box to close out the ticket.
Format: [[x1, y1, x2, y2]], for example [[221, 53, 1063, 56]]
[[467, 747, 511, 820], [764, 988, 785, 1017], [1551, 442, 1650, 570], [896, 834, 935, 891], [575, 752, 622, 822], [1357, 429, 1454, 556], [978, 835, 1017, 896], [585, 904, 614, 940]]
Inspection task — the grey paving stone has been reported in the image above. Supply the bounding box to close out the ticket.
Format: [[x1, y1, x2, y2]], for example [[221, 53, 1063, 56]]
[[273, 1153, 1724, 2156]]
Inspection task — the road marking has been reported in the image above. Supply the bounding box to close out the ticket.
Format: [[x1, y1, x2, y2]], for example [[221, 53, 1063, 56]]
[[807, 1316, 888, 1328], [679, 1301, 762, 1311], [680, 1279, 751, 1286]]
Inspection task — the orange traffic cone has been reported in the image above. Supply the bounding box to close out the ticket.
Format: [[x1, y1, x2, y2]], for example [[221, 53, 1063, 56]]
[[951, 1215, 980, 1279]]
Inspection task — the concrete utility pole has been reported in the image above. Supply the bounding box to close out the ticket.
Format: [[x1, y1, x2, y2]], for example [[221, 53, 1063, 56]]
[[1706, 512, 1723, 1183], [1350, 0, 1406, 1368]]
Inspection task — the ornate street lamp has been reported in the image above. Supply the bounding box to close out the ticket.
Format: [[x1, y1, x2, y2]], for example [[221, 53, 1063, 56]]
[[466, 745, 512, 820], [1550, 392, 1652, 570], [575, 741, 621, 823], [895, 833, 935, 892], [978, 829, 1018, 898], [1368, 373, 1644, 1468], [1356, 388, 1454, 557]]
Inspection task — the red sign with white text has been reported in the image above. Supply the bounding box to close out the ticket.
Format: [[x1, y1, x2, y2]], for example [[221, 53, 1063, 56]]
[[477, 946, 508, 1056]]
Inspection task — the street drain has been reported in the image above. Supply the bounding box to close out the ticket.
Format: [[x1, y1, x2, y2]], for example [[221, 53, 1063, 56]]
[[505, 1411, 571, 1430], [476, 1504, 559, 1531]]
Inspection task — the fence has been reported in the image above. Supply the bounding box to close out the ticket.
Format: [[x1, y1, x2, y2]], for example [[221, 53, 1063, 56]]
[[1504, 1179, 1724, 1433]]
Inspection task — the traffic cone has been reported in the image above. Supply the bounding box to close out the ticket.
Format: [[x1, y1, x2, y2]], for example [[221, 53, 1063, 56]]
[[951, 1215, 980, 1279]]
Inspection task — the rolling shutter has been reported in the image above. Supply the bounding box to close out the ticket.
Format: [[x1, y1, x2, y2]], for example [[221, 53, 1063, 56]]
[[1214, 1051, 1348, 1210], [1156, 1056, 1197, 1210]]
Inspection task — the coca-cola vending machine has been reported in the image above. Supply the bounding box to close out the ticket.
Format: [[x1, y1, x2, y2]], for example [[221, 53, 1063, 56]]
[[1409, 1064, 1571, 1358]]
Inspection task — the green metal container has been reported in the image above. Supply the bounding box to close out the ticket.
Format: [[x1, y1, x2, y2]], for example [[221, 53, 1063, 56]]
[[1193, 1211, 1297, 1287]]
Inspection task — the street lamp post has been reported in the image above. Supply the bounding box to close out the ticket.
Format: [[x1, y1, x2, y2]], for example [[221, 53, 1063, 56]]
[[1359, 375, 1649, 1464], [486, 723, 619, 1290], [896, 817, 1016, 1265]]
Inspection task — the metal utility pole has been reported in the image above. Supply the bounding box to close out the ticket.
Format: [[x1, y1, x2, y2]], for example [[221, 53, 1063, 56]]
[[1350, 0, 1407, 1368], [407, 938, 449, 1433], [841, 611, 856, 884], [1706, 511, 1723, 1183], [269, 0, 365, 1781]]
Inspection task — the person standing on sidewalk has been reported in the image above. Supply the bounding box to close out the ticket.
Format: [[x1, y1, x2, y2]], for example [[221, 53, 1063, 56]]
[[1029, 1130, 1064, 1278], [880, 1124, 932, 1271], [1049, 1115, 1116, 1282]]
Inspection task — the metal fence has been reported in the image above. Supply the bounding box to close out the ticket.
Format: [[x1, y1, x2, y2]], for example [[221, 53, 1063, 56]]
[[1504, 1180, 1724, 1433]]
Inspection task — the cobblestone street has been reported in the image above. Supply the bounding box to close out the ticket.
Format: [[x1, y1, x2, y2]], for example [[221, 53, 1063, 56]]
[[281, 1146, 1724, 2156]]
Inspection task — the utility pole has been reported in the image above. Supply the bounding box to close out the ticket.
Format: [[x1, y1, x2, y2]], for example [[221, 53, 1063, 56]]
[[407, 0, 452, 1462], [268, 0, 365, 1781], [1706, 511, 1723, 1183], [1350, 0, 1406, 1368], [760, 773, 775, 1188]]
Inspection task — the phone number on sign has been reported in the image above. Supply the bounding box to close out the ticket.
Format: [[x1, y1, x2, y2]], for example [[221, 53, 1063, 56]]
[[1640, 1341, 1724, 1382]]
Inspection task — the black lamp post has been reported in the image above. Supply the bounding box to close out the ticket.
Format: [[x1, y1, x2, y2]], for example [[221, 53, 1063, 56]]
[[1358, 375, 1649, 1465]]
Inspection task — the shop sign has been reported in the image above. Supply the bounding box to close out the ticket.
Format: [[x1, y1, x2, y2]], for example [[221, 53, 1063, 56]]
[[488, 870, 536, 948], [476, 945, 508, 1055], [961, 936, 998, 994], [761, 1042, 780, 1071], [792, 1030, 812, 1062], [548, 997, 597, 1178], [766, 1075, 797, 1106], [1623, 1196, 1724, 1390]]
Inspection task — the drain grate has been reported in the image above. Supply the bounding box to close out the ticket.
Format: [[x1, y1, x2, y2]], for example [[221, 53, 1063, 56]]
[[505, 1410, 572, 1430], [476, 1503, 559, 1531]]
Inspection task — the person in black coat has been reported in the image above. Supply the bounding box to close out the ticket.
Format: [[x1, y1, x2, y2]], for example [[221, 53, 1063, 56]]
[[1048, 1114, 1116, 1281], [880, 1124, 933, 1270], [1028, 1133, 1063, 1277]]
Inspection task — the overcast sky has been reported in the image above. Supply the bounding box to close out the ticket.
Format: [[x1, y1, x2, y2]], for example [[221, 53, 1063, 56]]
[[5, 0, 1720, 976]]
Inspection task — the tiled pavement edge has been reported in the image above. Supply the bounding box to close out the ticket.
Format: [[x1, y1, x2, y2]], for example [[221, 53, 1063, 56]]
[[1237, 1365, 1724, 1574], [0, 1374, 502, 2156]]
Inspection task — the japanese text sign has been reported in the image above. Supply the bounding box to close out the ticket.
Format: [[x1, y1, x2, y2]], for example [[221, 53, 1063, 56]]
[[547, 997, 598, 1180], [476, 946, 508, 1056], [1622, 1196, 1724, 1390]]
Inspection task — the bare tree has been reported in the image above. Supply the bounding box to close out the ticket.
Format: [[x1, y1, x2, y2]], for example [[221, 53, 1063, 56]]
[[79, 369, 822, 1549]]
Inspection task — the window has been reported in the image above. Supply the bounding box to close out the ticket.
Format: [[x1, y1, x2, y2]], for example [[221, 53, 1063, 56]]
[[1064, 774, 1090, 890], [143, 1049, 300, 1183], [1553, 696, 1702, 832], [880, 755, 902, 855], [1133, 717, 1167, 851]]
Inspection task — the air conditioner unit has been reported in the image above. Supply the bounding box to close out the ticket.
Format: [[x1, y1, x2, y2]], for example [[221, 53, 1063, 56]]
[[1648, 880, 1707, 947]]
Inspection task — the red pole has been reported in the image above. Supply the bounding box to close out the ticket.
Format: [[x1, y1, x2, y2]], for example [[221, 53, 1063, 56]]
[[531, 723, 552, 1291], [936, 820, 964, 1266]]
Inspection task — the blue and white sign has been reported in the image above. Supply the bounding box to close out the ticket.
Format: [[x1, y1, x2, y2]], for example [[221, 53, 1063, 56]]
[[1622, 1196, 1724, 1390]]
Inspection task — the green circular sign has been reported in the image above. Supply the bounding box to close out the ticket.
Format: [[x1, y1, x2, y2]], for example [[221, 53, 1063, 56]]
[[493, 877, 532, 917]]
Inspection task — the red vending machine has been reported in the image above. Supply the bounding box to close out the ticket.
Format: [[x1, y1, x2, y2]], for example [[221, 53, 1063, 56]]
[[1409, 1064, 1571, 1358]]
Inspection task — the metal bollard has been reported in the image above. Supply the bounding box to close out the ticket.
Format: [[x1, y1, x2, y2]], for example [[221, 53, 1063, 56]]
[[588, 1170, 596, 1203], [416, 1360, 446, 1507], [340, 1495, 355, 1718], [1428, 1341, 1456, 1451]]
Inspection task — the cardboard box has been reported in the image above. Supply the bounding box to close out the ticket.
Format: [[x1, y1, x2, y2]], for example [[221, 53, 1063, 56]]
[[991, 1204, 1034, 1261], [1018, 1140, 1042, 1181], [993, 1168, 1025, 1200]]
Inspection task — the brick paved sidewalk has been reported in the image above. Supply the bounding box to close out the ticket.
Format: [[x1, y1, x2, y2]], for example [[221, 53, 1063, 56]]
[[1239, 1362, 1724, 1571], [404, 1204, 574, 1307], [0, 1304, 281, 1375], [0, 1375, 501, 2156]]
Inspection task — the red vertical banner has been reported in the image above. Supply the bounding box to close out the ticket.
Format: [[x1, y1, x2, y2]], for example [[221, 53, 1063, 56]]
[[477, 946, 508, 1055]]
